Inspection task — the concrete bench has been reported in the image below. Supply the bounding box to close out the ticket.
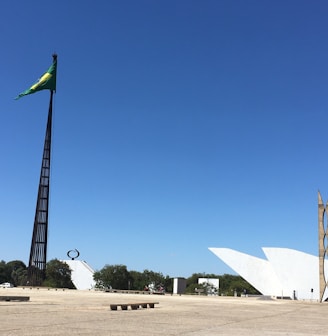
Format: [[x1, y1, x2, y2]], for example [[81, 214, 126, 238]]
[[110, 302, 159, 310], [105, 289, 152, 294], [0, 296, 30, 302]]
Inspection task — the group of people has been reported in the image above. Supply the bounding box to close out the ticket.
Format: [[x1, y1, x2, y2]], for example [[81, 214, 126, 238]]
[[143, 283, 165, 293]]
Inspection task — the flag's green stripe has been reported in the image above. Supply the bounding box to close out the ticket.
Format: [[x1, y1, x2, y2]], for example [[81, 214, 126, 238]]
[[15, 60, 57, 100]]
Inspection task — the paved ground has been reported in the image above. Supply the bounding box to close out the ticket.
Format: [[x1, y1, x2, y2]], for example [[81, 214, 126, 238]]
[[0, 288, 327, 335]]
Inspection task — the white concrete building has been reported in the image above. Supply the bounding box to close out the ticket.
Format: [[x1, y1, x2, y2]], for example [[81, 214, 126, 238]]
[[209, 247, 328, 301], [62, 260, 96, 290]]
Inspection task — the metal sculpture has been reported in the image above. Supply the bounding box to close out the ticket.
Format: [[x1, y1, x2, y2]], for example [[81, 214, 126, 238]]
[[67, 249, 80, 260], [318, 191, 328, 302]]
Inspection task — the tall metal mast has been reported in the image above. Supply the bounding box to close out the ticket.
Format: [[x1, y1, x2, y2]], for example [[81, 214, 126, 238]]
[[27, 54, 56, 286]]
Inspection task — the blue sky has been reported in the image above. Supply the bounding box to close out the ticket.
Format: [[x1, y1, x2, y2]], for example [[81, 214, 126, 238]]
[[0, 0, 328, 277]]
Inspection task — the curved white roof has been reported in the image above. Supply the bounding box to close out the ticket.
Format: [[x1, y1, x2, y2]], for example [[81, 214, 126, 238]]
[[209, 247, 327, 301]]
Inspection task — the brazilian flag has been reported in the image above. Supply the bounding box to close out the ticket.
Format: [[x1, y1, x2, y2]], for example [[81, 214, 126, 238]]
[[16, 59, 57, 100]]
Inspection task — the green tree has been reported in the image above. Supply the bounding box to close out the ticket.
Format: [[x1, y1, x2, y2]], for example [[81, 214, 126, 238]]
[[163, 275, 173, 293], [185, 273, 206, 294], [186, 282, 207, 295], [142, 269, 165, 289], [218, 274, 260, 296], [0, 260, 11, 284], [6, 260, 27, 286], [185, 273, 259, 296], [43, 259, 75, 289], [94, 264, 130, 289], [129, 270, 145, 290], [128, 269, 172, 292]]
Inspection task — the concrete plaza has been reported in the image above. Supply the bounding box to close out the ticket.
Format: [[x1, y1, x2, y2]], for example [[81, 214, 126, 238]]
[[0, 287, 327, 335]]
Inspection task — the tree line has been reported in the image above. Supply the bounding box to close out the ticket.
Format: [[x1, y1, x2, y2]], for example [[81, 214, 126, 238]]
[[0, 260, 259, 295], [0, 259, 75, 289]]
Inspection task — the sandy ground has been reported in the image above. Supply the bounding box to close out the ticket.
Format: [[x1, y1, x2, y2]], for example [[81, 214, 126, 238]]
[[0, 287, 327, 335]]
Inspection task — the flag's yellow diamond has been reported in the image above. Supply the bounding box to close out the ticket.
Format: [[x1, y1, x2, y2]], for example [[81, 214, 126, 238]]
[[31, 73, 52, 90]]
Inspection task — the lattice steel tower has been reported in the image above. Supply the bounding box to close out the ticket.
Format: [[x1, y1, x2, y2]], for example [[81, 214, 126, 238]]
[[26, 92, 53, 286], [26, 54, 57, 286]]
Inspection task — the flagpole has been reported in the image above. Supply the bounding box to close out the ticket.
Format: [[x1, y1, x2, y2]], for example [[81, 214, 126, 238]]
[[27, 54, 57, 286]]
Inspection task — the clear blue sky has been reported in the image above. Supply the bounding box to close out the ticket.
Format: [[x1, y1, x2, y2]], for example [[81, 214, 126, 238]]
[[1, 0, 327, 278]]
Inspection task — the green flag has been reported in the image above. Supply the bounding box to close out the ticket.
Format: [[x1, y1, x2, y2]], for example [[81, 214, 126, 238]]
[[15, 59, 57, 100]]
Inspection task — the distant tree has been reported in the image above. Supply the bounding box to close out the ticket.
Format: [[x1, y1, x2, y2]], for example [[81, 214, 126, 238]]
[[94, 264, 130, 289], [185, 273, 206, 294], [13, 267, 27, 286], [142, 269, 166, 289], [217, 274, 260, 296], [0, 260, 11, 284], [6, 260, 27, 286], [43, 259, 75, 289], [163, 275, 173, 293], [219, 274, 237, 295], [185, 273, 259, 296], [128, 269, 172, 292], [100, 268, 172, 292], [129, 270, 144, 290], [186, 282, 207, 295]]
